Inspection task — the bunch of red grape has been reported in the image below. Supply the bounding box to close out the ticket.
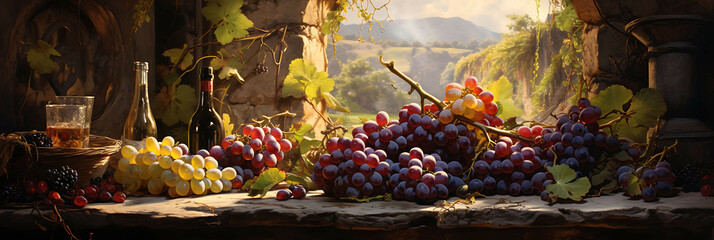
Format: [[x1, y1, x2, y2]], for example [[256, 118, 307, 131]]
[[438, 76, 504, 127], [217, 125, 293, 175], [702, 175, 713, 197], [276, 184, 307, 201], [72, 170, 126, 207], [312, 106, 474, 203]]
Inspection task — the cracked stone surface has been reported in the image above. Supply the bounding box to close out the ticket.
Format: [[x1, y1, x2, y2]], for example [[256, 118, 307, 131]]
[[1, 191, 713, 232]]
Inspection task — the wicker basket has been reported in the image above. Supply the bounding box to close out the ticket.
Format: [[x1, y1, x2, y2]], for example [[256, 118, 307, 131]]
[[0, 131, 121, 186]]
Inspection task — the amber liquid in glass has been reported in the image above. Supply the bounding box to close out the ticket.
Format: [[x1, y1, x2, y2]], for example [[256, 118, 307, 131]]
[[47, 125, 89, 148]]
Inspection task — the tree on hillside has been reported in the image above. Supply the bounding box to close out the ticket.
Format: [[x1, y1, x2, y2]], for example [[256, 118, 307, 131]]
[[333, 59, 410, 113]]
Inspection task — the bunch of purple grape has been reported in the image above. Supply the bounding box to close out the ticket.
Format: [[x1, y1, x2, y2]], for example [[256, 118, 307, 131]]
[[312, 105, 472, 203], [210, 125, 293, 175], [617, 162, 676, 202]]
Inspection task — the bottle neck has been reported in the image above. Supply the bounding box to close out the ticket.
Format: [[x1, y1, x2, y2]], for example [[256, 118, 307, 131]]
[[133, 69, 149, 104], [199, 80, 214, 108]]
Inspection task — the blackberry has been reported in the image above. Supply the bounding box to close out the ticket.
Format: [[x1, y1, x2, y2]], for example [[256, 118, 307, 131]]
[[44, 165, 79, 196], [22, 132, 53, 147], [253, 62, 268, 75], [674, 162, 713, 192]]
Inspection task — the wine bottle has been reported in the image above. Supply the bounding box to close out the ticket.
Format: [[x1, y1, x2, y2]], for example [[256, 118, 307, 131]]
[[188, 67, 225, 153], [123, 61, 157, 143]]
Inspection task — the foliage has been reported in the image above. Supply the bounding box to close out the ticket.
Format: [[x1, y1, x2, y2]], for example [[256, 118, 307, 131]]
[[26, 40, 61, 74], [485, 76, 524, 119], [210, 48, 246, 81], [152, 73, 196, 127], [201, 0, 254, 45], [163, 45, 195, 71], [332, 59, 410, 113], [247, 168, 286, 197], [590, 85, 666, 143], [132, 0, 152, 33], [545, 164, 591, 202], [281, 59, 350, 113], [222, 113, 234, 137], [323, 0, 392, 54]]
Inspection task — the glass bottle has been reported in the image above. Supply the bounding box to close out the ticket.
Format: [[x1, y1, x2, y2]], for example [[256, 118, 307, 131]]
[[123, 61, 157, 143], [188, 67, 224, 153]]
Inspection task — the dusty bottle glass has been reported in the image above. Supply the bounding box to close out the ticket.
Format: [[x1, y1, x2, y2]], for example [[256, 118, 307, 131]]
[[188, 67, 224, 153], [123, 61, 157, 143]]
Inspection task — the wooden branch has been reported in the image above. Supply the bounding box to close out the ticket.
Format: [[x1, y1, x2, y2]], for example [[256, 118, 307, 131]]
[[379, 56, 534, 144]]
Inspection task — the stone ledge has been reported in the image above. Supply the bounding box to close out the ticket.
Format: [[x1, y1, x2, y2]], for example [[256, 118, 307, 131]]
[[0, 191, 713, 232]]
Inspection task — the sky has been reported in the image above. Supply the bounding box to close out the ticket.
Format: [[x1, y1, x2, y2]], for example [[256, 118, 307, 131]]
[[343, 0, 548, 33]]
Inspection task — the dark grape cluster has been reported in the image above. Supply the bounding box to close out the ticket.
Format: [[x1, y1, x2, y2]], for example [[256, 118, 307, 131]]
[[213, 125, 292, 177], [0, 184, 23, 203], [313, 106, 473, 204], [22, 132, 53, 147], [44, 165, 79, 196], [253, 62, 268, 75], [618, 162, 676, 202]]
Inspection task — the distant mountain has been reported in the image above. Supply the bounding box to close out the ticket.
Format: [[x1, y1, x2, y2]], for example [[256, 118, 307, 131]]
[[339, 17, 501, 43]]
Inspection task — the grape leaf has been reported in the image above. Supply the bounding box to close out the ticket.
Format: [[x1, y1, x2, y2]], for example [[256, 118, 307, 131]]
[[610, 150, 634, 162], [26, 40, 61, 74], [299, 137, 322, 155], [321, 10, 346, 36], [159, 83, 196, 126], [162, 45, 194, 70], [339, 194, 391, 203], [628, 88, 666, 127], [201, 0, 254, 45], [248, 168, 286, 198], [222, 113, 234, 136], [624, 172, 641, 197], [321, 92, 350, 113], [281, 59, 336, 104], [591, 167, 613, 187], [288, 122, 313, 143], [590, 85, 632, 124], [614, 123, 650, 143], [210, 49, 245, 81], [545, 164, 591, 202], [285, 172, 316, 190]]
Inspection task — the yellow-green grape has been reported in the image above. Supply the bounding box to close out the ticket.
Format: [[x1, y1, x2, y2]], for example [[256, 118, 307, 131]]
[[114, 170, 126, 184], [463, 94, 477, 109], [190, 179, 205, 195], [130, 153, 141, 164], [139, 147, 148, 153], [118, 158, 131, 171], [179, 155, 191, 162], [160, 145, 172, 156], [176, 179, 190, 196], [149, 162, 164, 178], [161, 136, 175, 148], [205, 168, 222, 181], [191, 155, 205, 169], [126, 164, 140, 179], [178, 163, 194, 180], [210, 179, 223, 193], [167, 187, 179, 198], [138, 164, 152, 180], [452, 99, 465, 115], [158, 156, 173, 169], [142, 152, 158, 165], [145, 137, 161, 154], [220, 178, 232, 192], [121, 145, 138, 159], [170, 147, 183, 159], [160, 169, 172, 182], [202, 178, 212, 195], [171, 159, 184, 173], [473, 99, 485, 111], [446, 88, 462, 101], [123, 178, 141, 194], [164, 172, 180, 187], [148, 177, 165, 195], [221, 167, 237, 180], [204, 157, 218, 170], [193, 168, 205, 180], [463, 107, 476, 119]]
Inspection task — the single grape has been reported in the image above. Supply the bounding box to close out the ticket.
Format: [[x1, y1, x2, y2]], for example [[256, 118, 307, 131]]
[[276, 189, 292, 201], [497, 180, 508, 195], [352, 172, 366, 187], [408, 166, 422, 180], [642, 187, 657, 202], [518, 126, 532, 138], [434, 171, 449, 185], [468, 179, 484, 193]]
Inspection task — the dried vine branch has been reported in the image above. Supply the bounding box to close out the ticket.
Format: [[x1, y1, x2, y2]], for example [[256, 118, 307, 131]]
[[379, 56, 534, 144]]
